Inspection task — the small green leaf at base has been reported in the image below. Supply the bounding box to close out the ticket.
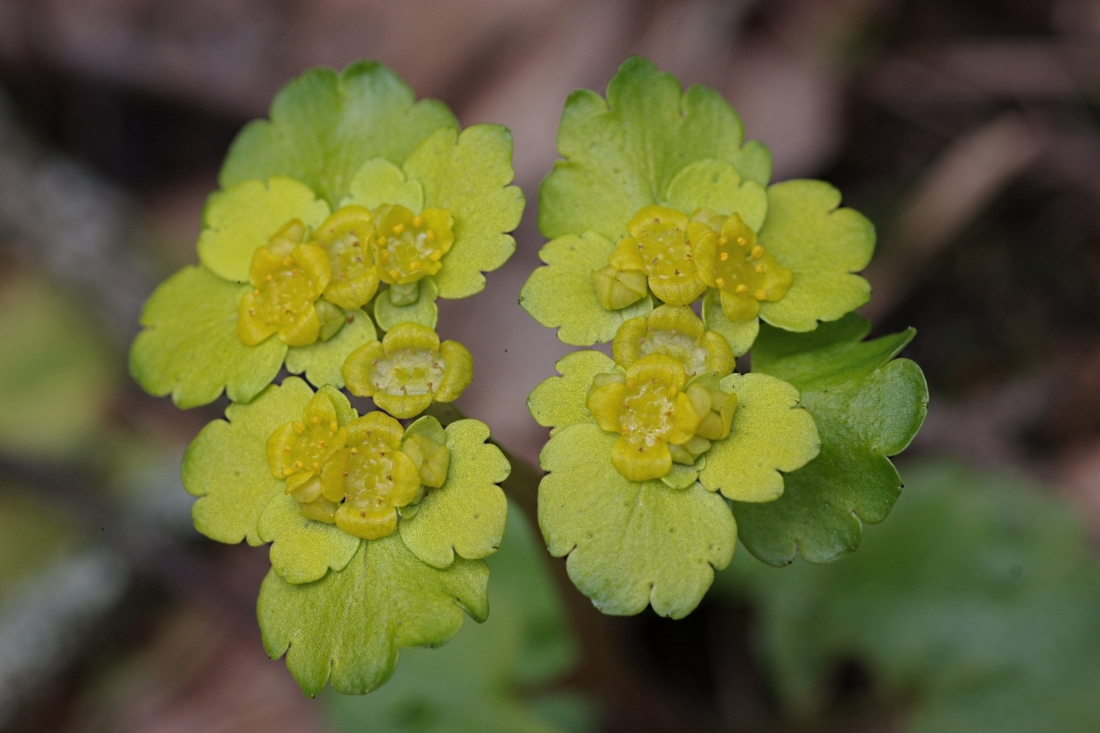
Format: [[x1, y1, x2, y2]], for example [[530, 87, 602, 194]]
[[700, 373, 820, 503], [521, 233, 653, 345], [735, 318, 928, 565], [527, 350, 616, 435], [259, 535, 489, 696], [539, 423, 736, 618], [130, 265, 286, 409], [399, 420, 510, 569], [344, 158, 423, 211], [285, 308, 376, 389], [372, 279, 439, 332], [220, 62, 457, 206]]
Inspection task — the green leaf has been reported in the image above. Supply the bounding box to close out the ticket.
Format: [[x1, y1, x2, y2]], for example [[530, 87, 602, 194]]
[[285, 308, 376, 389], [539, 56, 760, 241], [372, 278, 438, 331], [130, 266, 286, 409], [399, 420, 510, 569], [402, 125, 525, 299], [323, 504, 591, 733], [757, 180, 875, 332], [259, 534, 489, 696], [0, 275, 113, 460], [661, 458, 702, 489], [344, 157, 423, 211], [182, 377, 314, 545], [734, 321, 928, 565], [520, 232, 653, 345], [197, 177, 331, 282], [539, 423, 736, 618], [259, 493, 361, 584], [220, 61, 457, 206], [700, 373, 820, 502], [717, 462, 1100, 733], [527, 350, 616, 435], [702, 288, 760, 357], [664, 159, 767, 231]]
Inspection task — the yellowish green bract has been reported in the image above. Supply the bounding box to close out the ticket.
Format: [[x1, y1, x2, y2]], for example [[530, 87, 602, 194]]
[[521, 56, 875, 351], [183, 377, 511, 693], [131, 61, 523, 409], [522, 56, 928, 617]]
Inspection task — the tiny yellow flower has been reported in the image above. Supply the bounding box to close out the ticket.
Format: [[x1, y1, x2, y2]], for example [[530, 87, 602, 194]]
[[605, 205, 712, 307], [585, 353, 703, 481], [320, 412, 423, 540], [266, 390, 349, 521], [374, 204, 455, 286], [343, 322, 473, 419], [612, 305, 735, 377], [694, 211, 792, 323], [238, 220, 332, 346], [313, 205, 381, 309]]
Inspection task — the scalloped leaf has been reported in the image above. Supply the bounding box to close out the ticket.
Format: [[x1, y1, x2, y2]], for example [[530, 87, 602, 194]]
[[527, 350, 616, 435], [182, 377, 315, 545], [372, 278, 439, 332], [401, 125, 524, 299], [399, 419, 510, 569], [520, 232, 653, 345], [220, 62, 457, 206], [322, 503, 589, 733], [344, 158, 423, 211], [702, 288, 760, 357], [539, 56, 766, 241], [664, 159, 767, 231], [718, 462, 1100, 733], [700, 373, 820, 502], [285, 308, 376, 389], [197, 177, 331, 283], [259, 493, 361, 584], [130, 266, 286, 409], [757, 180, 875, 332], [259, 534, 489, 696], [538, 423, 736, 618], [733, 317, 928, 565]]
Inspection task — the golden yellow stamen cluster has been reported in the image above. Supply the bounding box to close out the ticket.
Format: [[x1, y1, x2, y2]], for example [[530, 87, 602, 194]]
[[266, 392, 451, 539], [237, 203, 455, 347], [591, 204, 793, 323]]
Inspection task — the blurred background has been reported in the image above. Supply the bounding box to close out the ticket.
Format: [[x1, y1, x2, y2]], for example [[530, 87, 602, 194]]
[[3, 0, 1100, 731]]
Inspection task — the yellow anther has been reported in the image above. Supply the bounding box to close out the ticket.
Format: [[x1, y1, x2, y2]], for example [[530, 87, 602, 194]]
[[377, 237, 387, 246], [283, 468, 294, 476], [715, 278, 725, 288], [718, 236, 728, 245], [310, 416, 320, 425], [755, 289, 767, 300], [283, 256, 294, 267], [755, 264, 765, 274], [720, 252, 729, 261], [426, 230, 436, 241], [413, 216, 423, 227], [751, 246, 764, 259], [393, 223, 405, 234], [736, 284, 748, 294], [429, 250, 443, 261], [379, 250, 389, 261], [409, 261, 421, 270], [737, 237, 747, 246], [294, 461, 303, 469], [293, 422, 305, 433]]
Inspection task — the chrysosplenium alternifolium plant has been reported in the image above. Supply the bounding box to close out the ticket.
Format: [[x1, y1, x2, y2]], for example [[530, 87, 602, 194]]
[[521, 57, 929, 619], [130, 61, 522, 694]]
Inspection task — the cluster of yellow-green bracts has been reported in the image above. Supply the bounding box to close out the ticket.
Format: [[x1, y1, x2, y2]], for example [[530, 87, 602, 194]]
[[130, 61, 522, 695], [522, 57, 928, 619]]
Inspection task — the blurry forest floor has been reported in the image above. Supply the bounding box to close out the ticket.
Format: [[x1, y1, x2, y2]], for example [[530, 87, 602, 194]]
[[3, 0, 1100, 732]]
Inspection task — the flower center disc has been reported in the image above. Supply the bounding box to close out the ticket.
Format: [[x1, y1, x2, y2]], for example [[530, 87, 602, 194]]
[[620, 379, 676, 450], [371, 349, 446, 396]]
